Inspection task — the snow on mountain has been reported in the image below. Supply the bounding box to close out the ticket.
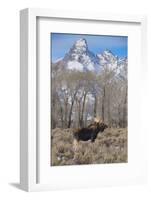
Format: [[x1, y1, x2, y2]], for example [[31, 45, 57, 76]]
[[52, 38, 127, 76], [67, 61, 84, 71], [97, 50, 118, 66], [97, 50, 127, 79], [117, 57, 127, 80], [63, 38, 100, 72], [54, 57, 63, 63]]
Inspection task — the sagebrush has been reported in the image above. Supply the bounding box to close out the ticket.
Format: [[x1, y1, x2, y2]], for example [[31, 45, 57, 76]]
[[51, 128, 127, 166]]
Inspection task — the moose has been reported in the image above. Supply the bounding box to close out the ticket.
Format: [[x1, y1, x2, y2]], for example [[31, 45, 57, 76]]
[[73, 118, 108, 149]]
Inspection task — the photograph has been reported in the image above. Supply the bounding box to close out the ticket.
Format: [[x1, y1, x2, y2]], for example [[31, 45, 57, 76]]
[[51, 33, 128, 166]]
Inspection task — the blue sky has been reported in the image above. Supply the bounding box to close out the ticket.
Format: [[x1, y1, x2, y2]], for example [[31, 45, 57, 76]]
[[51, 33, 128, 62]]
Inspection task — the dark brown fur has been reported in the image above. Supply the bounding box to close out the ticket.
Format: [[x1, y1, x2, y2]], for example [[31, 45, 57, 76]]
[[73, 121, 108, 143]]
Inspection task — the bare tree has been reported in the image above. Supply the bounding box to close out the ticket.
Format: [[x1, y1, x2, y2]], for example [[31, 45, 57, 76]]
[[51, 59, 127, 129]]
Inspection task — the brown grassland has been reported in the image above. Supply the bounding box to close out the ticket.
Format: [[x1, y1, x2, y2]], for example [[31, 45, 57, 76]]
[[51, 128, 127, 166]]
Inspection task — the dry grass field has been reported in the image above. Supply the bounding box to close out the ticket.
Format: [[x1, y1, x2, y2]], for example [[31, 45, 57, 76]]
[[51, 128, 127, 166]]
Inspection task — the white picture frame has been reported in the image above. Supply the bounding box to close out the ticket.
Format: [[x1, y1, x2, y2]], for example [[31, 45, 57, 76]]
[[20, 8, 147, 192]]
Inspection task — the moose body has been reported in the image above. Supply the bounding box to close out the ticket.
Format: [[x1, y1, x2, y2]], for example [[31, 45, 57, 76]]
[[73, 119, 108, 143]]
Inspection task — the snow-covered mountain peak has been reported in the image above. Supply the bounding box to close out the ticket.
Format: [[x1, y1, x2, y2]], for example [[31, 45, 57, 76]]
[[103, 49, 113, 55], [52, 38, 127, 75], [67, 38, 88, 57], [102, 49, 117, 61], [97, 49, 118, 66], [74, 38, 87, 49], [63, 38, 100, 72]]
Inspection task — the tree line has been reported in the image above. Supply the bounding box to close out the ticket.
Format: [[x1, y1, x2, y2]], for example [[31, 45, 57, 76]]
[[51, 63, 127, 129]]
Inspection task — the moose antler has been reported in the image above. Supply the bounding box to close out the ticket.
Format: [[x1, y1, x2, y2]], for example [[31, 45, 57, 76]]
[[94, 117, 103, 123]]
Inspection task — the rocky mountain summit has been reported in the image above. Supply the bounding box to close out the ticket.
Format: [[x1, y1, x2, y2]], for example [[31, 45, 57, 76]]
[[52, 38, 127, 77]]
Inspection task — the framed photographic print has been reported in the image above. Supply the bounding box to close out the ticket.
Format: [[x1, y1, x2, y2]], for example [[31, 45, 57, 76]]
[[20, 8, 147, 191]]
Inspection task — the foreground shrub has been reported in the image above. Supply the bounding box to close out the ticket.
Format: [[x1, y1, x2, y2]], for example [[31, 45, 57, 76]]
[[51, 128, 127, 166]]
